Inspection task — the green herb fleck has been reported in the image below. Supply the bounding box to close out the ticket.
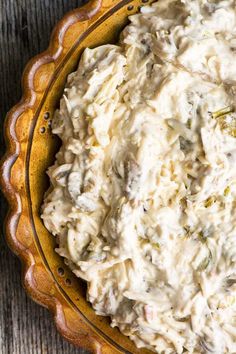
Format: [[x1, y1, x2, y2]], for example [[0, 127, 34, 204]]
[[204, 196, 216, 208], [212, 106, 233, 119], [224, 186, 231, 196]]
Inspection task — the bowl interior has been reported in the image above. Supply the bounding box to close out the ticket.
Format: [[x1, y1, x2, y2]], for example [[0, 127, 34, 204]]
[[27, 0, 153, 352]]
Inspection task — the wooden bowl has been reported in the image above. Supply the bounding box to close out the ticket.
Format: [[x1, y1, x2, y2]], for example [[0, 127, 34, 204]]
[[0, 0, 153, 352]]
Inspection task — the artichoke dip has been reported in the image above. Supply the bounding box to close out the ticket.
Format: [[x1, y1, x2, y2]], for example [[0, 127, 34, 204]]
[[42, 0, 236, 352]]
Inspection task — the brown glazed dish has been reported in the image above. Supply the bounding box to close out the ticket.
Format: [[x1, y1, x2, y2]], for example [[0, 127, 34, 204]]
[[0, 0, 153, 353]]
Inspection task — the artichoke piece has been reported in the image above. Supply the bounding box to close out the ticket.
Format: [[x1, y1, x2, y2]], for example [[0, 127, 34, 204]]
[[179, 136, 193, 153]]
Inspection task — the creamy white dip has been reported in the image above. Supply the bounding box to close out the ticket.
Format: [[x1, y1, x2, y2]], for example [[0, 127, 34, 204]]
[[42, 1, 236, 352]]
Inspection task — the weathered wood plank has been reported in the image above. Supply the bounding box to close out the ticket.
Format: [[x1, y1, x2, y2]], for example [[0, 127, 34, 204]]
[[0, 1, 88, 353]]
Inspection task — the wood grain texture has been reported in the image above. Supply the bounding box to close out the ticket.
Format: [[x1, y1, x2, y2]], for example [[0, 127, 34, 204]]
[[0, 1, 88, 353]]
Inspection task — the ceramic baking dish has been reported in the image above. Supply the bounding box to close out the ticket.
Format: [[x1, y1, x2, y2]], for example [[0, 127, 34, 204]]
[[0, 0, 153, 352]]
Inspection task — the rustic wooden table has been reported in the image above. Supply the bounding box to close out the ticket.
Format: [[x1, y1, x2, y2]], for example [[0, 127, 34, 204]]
[[0, 1, 88, 353]]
